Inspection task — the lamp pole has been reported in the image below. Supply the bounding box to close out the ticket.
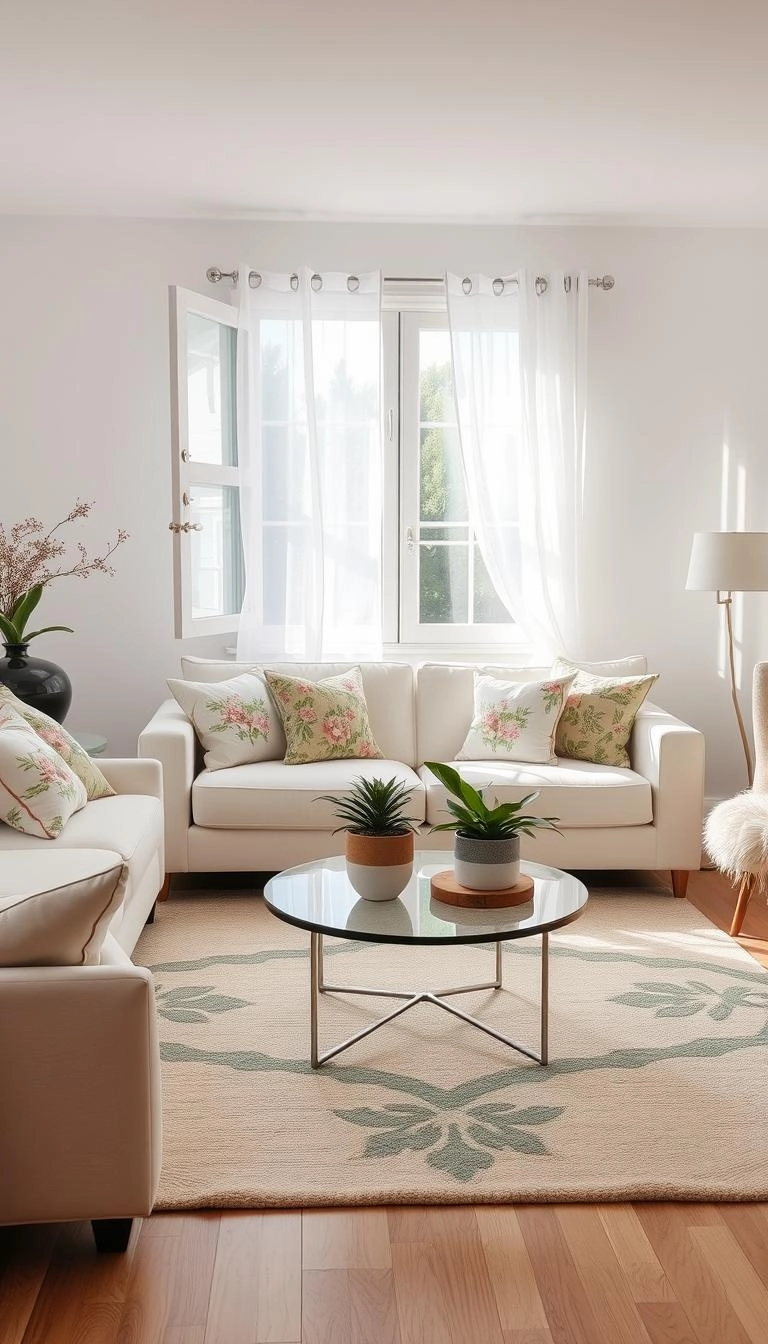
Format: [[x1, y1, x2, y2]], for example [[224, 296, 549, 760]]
[[719, 590, 754, 786]]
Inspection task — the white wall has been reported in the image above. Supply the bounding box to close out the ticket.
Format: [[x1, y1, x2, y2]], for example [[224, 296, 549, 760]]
[[1, 217, 767, 798]]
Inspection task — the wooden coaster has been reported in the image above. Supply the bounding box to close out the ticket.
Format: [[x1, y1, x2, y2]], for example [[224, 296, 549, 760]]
[[430, 870, 535, 909]]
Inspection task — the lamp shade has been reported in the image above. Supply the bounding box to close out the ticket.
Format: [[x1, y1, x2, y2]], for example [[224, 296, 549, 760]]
[[686, 532, 768, 592]]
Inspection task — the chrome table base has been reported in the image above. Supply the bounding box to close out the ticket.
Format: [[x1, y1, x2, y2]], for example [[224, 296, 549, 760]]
[[309, 931, 549, 1068]]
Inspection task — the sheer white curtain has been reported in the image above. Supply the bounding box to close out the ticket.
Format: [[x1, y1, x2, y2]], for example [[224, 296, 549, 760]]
[[446, 270, 588, 661], [236, 268, 383, 661]]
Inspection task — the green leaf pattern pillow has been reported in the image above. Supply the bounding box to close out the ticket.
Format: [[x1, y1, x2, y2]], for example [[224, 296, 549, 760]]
[[264, 667, 383, 765], [0, 686, 115, 800], [552, 659, 659, 768]]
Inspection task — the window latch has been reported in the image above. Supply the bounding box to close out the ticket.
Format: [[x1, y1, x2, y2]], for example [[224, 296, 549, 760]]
[[406, 526, 415, 553]]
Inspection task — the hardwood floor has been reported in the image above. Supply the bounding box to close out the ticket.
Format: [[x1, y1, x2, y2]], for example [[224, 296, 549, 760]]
[[3, 869, 768, 1344]]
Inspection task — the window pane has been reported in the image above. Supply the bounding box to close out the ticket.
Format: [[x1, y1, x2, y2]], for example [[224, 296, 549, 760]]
[[186, 314, 237, 466], [419, 428, 467, 523], [473, 545, 514, 623], [419, 542, 468, 624], [189, 485, 244, 619]]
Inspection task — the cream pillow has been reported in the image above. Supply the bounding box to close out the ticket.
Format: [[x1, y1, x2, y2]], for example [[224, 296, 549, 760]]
[[167, 671, 286, 771], [0, 704, 87, 839], [552, 658, 659, 768], [0, 686, 115, 800], [264, 666, 383, 765], [0, 851, 128, 966], [456, 672, 576, 764]]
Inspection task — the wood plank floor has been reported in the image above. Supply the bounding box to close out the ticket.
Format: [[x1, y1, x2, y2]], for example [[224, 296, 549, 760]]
[[3, 869, 768, 1344]]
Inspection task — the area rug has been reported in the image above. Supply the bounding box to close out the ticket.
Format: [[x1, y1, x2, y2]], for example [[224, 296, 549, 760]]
[[134, 889, 768, 1208]]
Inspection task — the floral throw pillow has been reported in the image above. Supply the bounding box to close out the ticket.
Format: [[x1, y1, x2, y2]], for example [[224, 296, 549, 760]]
[[0, 704, 88, 839], [552, 658, 659, 768], [0, 686, 115, 800], [456, 672, 576, 764], [264, 666, 384, 765], [167, 672, 286, 771]]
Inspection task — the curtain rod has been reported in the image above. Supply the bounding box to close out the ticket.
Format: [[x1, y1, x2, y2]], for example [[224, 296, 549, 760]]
[[206, 267, 615, 291]]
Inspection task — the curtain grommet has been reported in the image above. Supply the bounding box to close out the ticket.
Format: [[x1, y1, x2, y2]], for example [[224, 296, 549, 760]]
[[290, 273, 299, 291], [462, 277, 472, 294], [248, 271, 262, 289], [311, 273, 323, 291], [347, 275, 360, 292], [492, 277, 505, 295], [535, 276, 548, 296]]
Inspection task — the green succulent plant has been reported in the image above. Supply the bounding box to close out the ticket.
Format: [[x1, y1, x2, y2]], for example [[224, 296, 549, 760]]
[[317, 776, 420, 836], [424, 761, 561, 840], [0, 584, 73, 646]]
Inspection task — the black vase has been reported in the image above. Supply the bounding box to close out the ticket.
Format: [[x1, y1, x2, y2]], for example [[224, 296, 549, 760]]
[[0, 643, 73, 724]]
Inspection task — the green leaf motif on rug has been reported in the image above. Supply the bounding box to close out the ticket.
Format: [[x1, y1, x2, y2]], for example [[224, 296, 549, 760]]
[[155, 983, 250, 1024], [335, 1099, 564, 1182], [610, 978, 768, 1021]]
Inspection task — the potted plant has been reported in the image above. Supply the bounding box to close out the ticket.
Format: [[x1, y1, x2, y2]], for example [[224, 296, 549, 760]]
[[424, 761, 561, 891], [317, 775, 420, 902]]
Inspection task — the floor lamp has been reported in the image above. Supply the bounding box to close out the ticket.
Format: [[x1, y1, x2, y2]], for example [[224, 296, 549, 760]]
[[686, 531, 768, 786]]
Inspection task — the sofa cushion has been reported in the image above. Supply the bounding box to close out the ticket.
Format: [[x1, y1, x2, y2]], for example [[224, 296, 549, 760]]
[[419, 760, 652, 829], [416, 658, 648, 764], [0, 849, 128, 966], [552, 659, 659, 768], [456, 672, 575, 764], [192, 759, 425, 830], [180, 658, 417, 766], [0, 687, 115, 800], [0, 795, 164, 903], [265, 667, 383, 765], [0, 705, 87, 839], [167, 671, 285, 770]]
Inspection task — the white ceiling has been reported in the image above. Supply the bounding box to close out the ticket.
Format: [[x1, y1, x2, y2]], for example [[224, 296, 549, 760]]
[[3, 0, 768, 224]]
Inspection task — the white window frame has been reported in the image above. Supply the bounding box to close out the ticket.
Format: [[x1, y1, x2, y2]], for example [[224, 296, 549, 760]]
[[169, 286, 242, 638]]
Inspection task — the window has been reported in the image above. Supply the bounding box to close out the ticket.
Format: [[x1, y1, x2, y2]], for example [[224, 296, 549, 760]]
[[171, 285, 518, 649], [170, 288, 244, 637], [393, 311, 516, 646]]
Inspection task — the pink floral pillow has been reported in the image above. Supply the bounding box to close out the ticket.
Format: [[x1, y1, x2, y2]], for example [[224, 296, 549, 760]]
[[0, 705, 88, 839], [0, 686, 115, 800], [456, 672, 576, 764], [264, 667, 383, 765], [167, 672, 285, 771]]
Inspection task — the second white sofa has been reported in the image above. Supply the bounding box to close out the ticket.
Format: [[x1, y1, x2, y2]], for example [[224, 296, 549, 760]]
[[139, 656, 705, 896]]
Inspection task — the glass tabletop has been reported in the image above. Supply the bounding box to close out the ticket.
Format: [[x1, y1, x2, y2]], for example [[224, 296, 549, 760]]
[[264, 853, 588, 945]]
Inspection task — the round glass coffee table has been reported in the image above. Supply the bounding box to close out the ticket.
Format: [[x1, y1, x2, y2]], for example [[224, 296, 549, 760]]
[[264, 853, 588, 1068]]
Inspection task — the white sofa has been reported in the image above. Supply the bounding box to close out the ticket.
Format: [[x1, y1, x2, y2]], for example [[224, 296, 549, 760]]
[[0, 758, 165, 1251], [140, 657, 705, 897]]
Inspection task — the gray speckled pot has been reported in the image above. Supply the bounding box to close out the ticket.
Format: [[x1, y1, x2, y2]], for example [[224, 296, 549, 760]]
[[454, 833, 520, 891]]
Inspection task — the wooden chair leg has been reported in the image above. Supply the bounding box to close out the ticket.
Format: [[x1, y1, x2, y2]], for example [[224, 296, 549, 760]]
[[158, 873, 171, 902], [730, 872, 756, 937], [671, 870, 690, 899]]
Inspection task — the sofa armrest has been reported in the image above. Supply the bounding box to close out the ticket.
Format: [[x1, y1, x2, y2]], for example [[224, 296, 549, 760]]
[[138, 699, 195, 873], [631, 700, 706, 868], [0, 938, 162, 1227], [97, 756, 163, 801]]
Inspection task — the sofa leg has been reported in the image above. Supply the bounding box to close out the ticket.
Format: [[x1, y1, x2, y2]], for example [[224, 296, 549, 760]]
[[145, 900, 157, 925], [671, 870, 690, 899], [730, 872, 755, 937], [158, 873, 171, 902], [91, 1218, 133, 1253]]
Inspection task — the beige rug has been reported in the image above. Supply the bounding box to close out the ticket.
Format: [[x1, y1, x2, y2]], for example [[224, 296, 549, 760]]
[[135, 888, 768, 1208]]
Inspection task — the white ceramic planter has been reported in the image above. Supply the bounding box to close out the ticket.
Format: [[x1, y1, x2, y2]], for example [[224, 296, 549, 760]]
[[453, 833, 520, 891], [345, 831, 415, 902]]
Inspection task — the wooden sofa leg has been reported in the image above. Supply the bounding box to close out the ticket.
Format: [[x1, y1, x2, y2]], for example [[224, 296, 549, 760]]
[[730, 872, 755, 937], [145, 900, 157, 926], [671, 870, 690, 899], [158, 873, 171, 902], [91, 1218, 133, 1253]]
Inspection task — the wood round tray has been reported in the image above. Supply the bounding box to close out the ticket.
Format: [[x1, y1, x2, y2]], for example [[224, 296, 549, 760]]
[[430, 869, 535, 909]]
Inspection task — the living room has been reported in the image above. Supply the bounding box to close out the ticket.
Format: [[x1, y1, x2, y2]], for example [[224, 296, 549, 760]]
[[2, 2, 768, 1341]]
